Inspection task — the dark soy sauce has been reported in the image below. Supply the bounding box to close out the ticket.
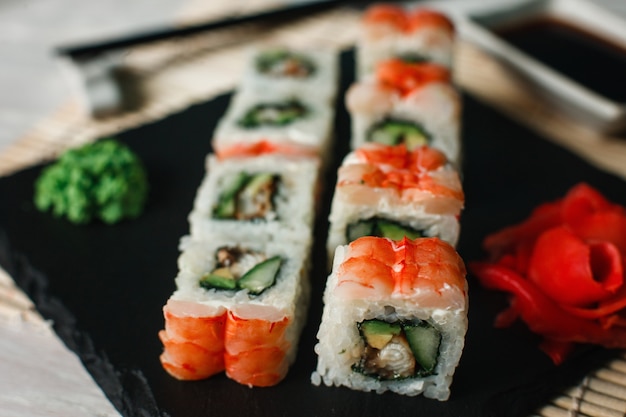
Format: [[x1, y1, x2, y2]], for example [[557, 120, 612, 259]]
[[492, 16, 626, 103]]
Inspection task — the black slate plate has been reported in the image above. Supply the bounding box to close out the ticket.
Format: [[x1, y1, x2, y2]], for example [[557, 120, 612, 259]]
[[0, 51, 622, 417]]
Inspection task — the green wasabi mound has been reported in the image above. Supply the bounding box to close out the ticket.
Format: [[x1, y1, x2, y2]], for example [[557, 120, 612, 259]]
[[34, 138, 149, 225]]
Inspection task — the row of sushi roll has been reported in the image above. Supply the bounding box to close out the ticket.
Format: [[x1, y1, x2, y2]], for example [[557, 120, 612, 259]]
[[311, 4, 468, 401], [159, 45, 339, 387]]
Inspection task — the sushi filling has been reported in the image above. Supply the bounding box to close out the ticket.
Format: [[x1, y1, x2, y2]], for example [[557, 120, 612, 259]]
[[353, 319, 441, 380], [366, 118, 431, 149], [255, 49, 316, 78], [396, 52, 428, 64], [213, 172, 280, 221], [199, 246, 283, 295], [238, 100, 308, 128], [347, 218, 424, 242]]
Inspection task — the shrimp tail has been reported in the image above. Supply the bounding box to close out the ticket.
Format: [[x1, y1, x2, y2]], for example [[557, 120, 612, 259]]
[[224, 311, 291, 387], [159, 304, 227, 380]]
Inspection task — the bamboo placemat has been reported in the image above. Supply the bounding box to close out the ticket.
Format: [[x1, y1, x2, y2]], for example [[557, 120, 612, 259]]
[[2, 5, 626, 417]]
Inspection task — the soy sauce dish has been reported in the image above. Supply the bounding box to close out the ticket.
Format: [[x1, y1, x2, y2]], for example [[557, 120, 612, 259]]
[[437, 0, 626, 134]]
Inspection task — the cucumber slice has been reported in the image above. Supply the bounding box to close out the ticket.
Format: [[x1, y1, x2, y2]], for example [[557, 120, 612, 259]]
[[367, 119, 431, 149], [238, 100, 307, 128], [346, 220, 376, 242], [213, 172, 251, 219], [237, 256, 282, 295], [404, 322, 441, 374], [375, 219, 423, 241], [199, 271, 237, 291], [275, 103, 306, 125]]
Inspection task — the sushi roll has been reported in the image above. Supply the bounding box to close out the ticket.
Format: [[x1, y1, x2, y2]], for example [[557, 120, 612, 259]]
[[311, 236, 468, 400], [326, 143, 464, 261], [357, 4, 455, 78], [346, 58, 461, 167], [159, 235, 311, 386], [188, 153, 319, 242], [212, 86, 335, 161], [240, 44, 339, 104]]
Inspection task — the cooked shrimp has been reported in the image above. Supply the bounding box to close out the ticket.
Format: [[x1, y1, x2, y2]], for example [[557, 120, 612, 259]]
[[407, 9, 455, 33], [336, 236, 467, 310], [356, 140, 447, 171], [224, 310, 291, 387], [159, 300, 227, 380], [347, 57, 460, 165], [160, 334, 226, 381], [225, 346, 290, 388], [345, 82, 394, 116], [359, 5, 455, 75], [398, 237, 467, 297], [216, 140, 318, 159], [336, 255, 395, 300], [159, 301, 298, 386], [346, 59, 451, 117], [337, 144, 463, 215], [363, 5, 408, 31], [376, 59, 450, 97], [363, 5, 454, 36]]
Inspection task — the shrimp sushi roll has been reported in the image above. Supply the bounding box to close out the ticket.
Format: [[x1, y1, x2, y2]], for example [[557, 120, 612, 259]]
[[188, 153, 319, 242], [312, 236, 468, 400], [240, 44, 339, 104], [357, 4, 455, 78], [212, 87, 334, 161], [346, 58, 461, 167], [326, 143, 464, 261], [160, 235, 311, 386]]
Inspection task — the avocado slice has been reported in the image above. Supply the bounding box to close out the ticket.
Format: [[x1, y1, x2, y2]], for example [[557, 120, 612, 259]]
[[403, 128, 430, 150], [347, 218, 424, 242], [360, 320, 402, 350], [236, 173, 278, 220], [199, 267, 237, 290], [375, 219, 423, 241], [240, 173, 275, 199], [404, 322, 441, 374], [237, 255, 282, 295]]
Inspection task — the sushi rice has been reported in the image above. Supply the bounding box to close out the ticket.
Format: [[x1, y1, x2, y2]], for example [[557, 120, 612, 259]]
[[326, 143, 464, 261], [346, 64, 462, 168], [212, 87, 335, 161], [356, 5, 456, 79], [312, 237, 468, 400], [161, 234, 312, 386], [159, 41, 330, 387], [312, 4, 467, 401], [188, 153, 319, 242], [240, 44, 339, 104]]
